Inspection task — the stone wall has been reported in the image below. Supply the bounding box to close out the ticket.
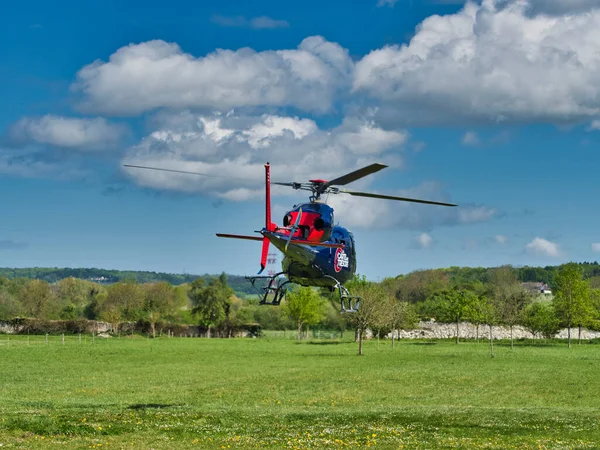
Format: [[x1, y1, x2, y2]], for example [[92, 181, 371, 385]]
[[388, 320, 600, 340]]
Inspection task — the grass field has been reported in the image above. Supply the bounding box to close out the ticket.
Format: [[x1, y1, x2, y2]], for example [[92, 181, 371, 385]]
[[1, 334, 599, 449]]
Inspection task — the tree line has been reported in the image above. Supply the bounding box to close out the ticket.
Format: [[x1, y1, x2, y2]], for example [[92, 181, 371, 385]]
[[1, 263, 600, 354]]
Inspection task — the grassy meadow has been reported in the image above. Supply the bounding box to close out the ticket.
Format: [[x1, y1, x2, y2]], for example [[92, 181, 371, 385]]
[[1, 334, 599, 449]]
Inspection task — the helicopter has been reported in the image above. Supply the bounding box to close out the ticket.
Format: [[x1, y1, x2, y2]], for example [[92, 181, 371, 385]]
[[123, 162, 458, 312]]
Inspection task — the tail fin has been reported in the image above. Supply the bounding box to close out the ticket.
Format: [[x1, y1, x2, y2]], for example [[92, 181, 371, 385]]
[[259, 162, 275, 274]]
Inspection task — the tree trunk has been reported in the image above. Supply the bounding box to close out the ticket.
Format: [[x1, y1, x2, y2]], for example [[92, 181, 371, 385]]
[[207, 325, 211, 339], [151, 321, 156, 339], [510, 325, 514, 350], [358, 329, 363, 356], [489, 324, 494, 358], [568, 294, 572, 348], [578, 325, 582, 344], [455, 320, 459, 344], [297, 321, 303, 340]]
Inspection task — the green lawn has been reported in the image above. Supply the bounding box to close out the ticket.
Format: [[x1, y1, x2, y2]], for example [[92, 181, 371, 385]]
[[0, 334, 599, 449]]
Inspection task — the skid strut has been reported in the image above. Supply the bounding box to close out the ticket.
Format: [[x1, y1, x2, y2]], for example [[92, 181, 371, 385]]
[[323, 275, 361, 313], [246, 272, 291, 305], [245, 272, 361, 313]]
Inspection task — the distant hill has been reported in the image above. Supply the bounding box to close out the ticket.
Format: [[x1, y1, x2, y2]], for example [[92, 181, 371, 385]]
[[0, 267, 259, 297]]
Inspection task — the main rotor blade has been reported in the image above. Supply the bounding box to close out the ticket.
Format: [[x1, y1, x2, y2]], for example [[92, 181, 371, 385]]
[[123, 164, 289, 185], [341, 189, 458, 207], [325, 163, 388, 188]]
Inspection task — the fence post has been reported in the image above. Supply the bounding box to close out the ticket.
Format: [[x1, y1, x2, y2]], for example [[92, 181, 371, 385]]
[[62, 333, 65, 345], [79, 333, 81, 344], [45, 333, 48, 345]]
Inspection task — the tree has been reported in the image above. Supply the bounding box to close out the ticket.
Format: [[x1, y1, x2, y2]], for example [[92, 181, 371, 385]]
[[283, 287, 325, 340], [489, 266, 530, 349], [346, 282, 387, 355], [189, 274, 233, 337], [429, 288, 478, 344], [0, 290, 21, 320], [386, 299, 418, 348], [56, 277, 95, 319], [553, 263, 592, 347], [95, 281, 144, 334], [20, 279, 56, 319], [394, 270, 450, 304], [143, 281, 178, 338], [467, 295, 489, 343], [523, 302, 561, 343]]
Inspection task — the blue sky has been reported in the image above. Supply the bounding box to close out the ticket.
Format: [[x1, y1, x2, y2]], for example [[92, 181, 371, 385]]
[[2, 0, 600, 280]]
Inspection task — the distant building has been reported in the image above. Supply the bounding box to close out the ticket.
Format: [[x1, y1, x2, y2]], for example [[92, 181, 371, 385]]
[[521, 282, 552, 296]]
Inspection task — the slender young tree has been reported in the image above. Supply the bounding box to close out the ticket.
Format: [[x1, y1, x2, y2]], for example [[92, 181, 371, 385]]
[[553, 263, 592, 347], [189, 274, 233, 338], [386, 299, 418, 348], [346, 282, 387, 356], [430, 288, 477, 344], [282, 287, 325, 340]]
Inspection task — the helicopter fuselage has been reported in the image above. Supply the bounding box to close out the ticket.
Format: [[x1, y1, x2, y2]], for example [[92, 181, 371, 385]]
[[263, 225, 356, 287], [263, 202, 357, 287]]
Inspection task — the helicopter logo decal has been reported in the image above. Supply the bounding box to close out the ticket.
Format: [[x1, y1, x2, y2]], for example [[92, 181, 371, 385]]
[[334, 248, 349, 273]]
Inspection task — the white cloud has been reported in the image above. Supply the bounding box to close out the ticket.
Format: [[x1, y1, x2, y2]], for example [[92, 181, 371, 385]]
[[525, 237, 560, 256], [6, 115, 126, 150], [592, 243, 600, 252], [461, 131, 480, 146], [121, 110, 495, 229], [523, 0, 600, 15], [377, 0, 399, 7], [250, 16, 290, 29], [72, 36, 352, 115], [416, 232, 433, 248], [458, 206, 497, 223], [121, 111, 407, 201], [210, 15, 290, 29], [354, 0, 600, 126], [495, 234, 508, 244], [430, 0, 600, 15], [588, 120, 600, 130], [326, 180, 496, 229]]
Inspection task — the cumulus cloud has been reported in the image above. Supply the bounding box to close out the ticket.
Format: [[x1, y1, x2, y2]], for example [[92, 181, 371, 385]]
[[354, 0, 600, 126], [210, 15, 290, 29], [461, 131, 480, 146], [525, 237, 560, 256], [495, 234, 508, 244], [522, 0, 600, 15], [415, 232, 433, 248], [588, 120, 600, 130], [120, 110, 495, 229], [5, 115, 126, 150], [121, 111, 407, 200], [72, 36, 352, 116], [326, 180, 496, 229]]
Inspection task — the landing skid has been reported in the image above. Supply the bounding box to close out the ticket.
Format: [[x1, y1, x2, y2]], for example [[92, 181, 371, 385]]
[[246, 272, 291, 306], [323, 275, 361, 313], [245, 272, 361, 313]]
